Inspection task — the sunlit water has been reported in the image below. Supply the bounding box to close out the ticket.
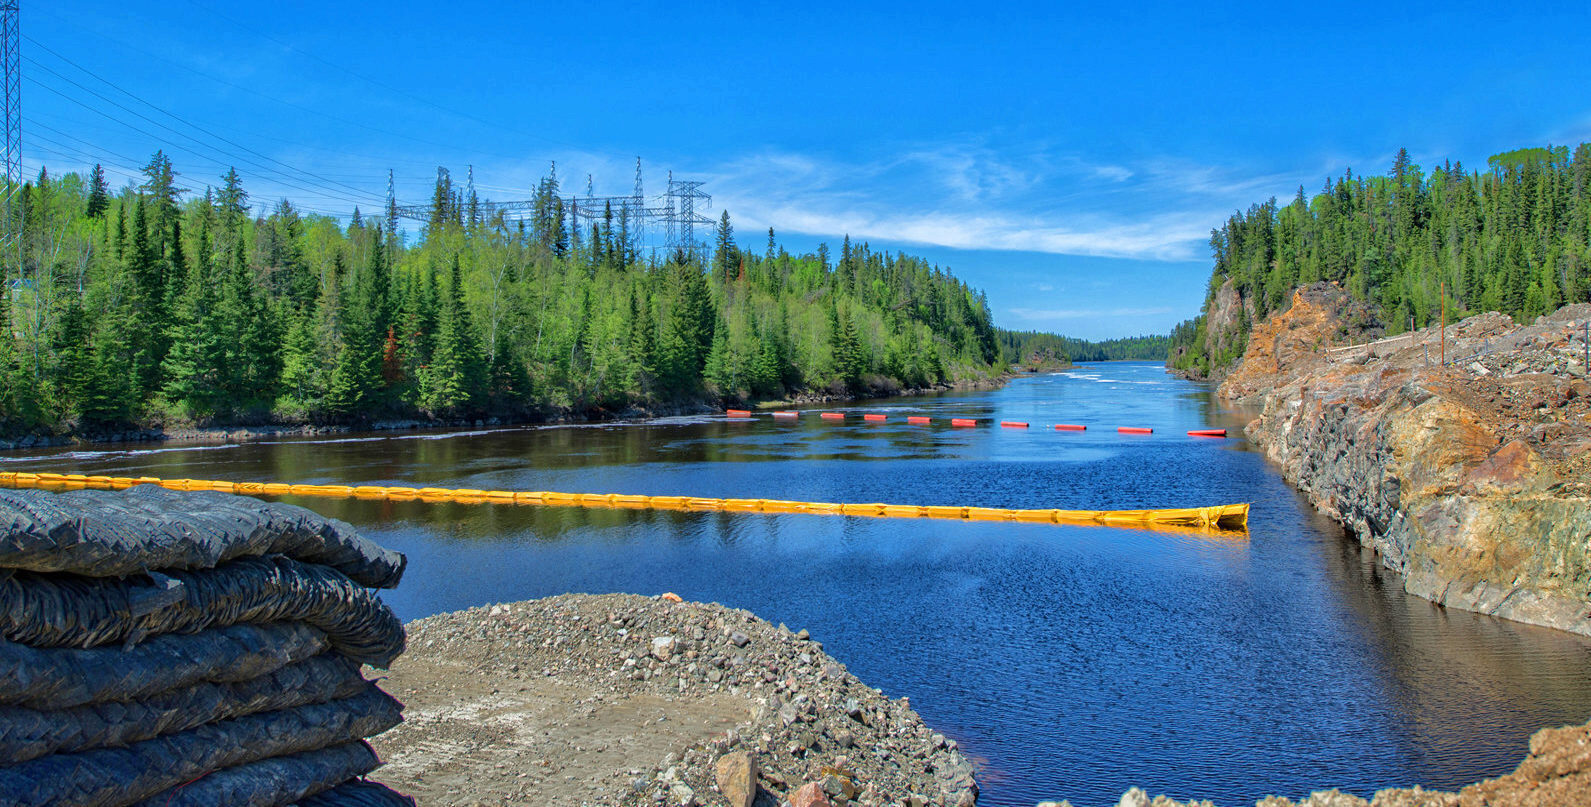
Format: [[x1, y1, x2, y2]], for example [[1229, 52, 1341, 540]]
[[10, 362, 1590, 806]]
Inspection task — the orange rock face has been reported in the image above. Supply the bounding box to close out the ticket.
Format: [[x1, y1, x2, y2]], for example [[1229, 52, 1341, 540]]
[[1223, 289, 1591, 637]]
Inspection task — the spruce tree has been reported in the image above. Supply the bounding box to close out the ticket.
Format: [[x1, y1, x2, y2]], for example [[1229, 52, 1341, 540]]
[[714, 210, 736, 283], [85, 165, 109, 219]]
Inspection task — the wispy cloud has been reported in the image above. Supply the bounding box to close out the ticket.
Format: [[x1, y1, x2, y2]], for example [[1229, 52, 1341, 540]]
[[1008, 306, 1174, 320], [699, 142, 1296, 262]]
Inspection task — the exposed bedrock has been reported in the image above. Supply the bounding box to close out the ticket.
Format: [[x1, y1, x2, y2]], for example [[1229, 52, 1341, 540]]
[[1222, 284, 1591, 636]]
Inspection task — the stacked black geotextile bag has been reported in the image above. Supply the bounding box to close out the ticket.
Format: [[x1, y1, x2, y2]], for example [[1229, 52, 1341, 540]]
[[0, 485, 414, 806]]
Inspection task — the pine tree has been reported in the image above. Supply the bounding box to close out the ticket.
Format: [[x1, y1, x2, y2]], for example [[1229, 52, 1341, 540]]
[[85, 165, 109, 219], [714, 210, 736, 284], [162, 222, 227, 416], [418, 256, 486, 415]]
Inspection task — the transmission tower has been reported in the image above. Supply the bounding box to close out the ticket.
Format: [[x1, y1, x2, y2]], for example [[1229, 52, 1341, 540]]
[[384, 169, 398, 253], [664, 174, 712, 261], [2, 0, 19, 278]]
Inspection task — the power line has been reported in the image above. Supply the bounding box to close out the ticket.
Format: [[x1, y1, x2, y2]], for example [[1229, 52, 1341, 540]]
[[24, 74, 378, 208], [22, 39, 383, 204], [177, 0, 615, 159], [28, 6, 531, 164]]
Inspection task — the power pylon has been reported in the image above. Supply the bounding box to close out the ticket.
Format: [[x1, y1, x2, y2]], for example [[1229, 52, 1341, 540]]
[[664, 175, 711, 262], [2, 0, 20, 277]]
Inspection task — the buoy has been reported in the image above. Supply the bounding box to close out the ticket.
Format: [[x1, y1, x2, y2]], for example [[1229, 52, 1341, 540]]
[[820, 412, 845, 420], [950, 418, 977, 427], [1118, 427, 1153, 434], [863, 414, 887, 422], [726, 410, 751, 417], [772, 411, 799, 419], [1000, 421, 1028, 428], [907, 416, 931, 425], [1054, 424, 1086, 431], [1188, 429, 1227, 437]]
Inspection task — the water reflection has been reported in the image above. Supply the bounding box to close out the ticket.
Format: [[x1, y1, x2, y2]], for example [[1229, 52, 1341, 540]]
[[5, 363, 1589, 806]]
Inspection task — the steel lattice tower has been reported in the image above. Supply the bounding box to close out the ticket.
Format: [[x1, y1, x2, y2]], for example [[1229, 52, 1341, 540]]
[[2, 0, 19, 277], [665, 175, 711, 261]]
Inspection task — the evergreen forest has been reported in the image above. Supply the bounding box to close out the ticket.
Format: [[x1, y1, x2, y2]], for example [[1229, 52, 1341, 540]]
[[1168, 144, 1591, 375], [997, 330, 1169, 365], [0, 154, 1012, 434]]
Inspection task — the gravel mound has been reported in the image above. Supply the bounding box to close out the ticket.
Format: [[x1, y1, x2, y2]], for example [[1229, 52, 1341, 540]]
[[376, 593, 978, 806]]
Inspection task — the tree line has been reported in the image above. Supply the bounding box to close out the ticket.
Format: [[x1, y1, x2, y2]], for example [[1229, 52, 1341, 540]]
[[1168, 143, 1591, 376], [996, 330, 1170, 365], [0, 154, 1008, 434]]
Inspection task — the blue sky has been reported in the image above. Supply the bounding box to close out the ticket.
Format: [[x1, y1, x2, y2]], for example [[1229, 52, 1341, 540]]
[[22, 1, 1591, 339]]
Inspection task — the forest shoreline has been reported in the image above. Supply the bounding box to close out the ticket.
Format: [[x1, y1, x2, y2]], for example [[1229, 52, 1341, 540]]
[[0, 372, 1015, 452]]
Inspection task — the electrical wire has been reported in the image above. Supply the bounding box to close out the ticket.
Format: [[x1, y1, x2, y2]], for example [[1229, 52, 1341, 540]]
[[23, 42, 384, 204]]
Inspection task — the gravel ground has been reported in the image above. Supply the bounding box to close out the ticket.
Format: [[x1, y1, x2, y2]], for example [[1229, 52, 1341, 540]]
[[368, 593, 977, 807]]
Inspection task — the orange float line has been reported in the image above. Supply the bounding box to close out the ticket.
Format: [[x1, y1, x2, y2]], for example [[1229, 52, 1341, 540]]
[[1000, 421, 1028, 428], [863, 414, 887, 422], [906, 416, 931, 425], [820, 412, 846, 420], [1055, 424, 1086, 431], [0, 472, 1249, 534], [1118, 427, 1153, 434], [950, 418, 978, 427]]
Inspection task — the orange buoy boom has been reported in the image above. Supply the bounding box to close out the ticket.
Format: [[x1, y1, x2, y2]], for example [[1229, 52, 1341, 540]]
[[820, 412, 846, 420], [863, 414, 887, 422], [907, 416, 931, 425], [1188, 429, 1227, 437], [772, 411, 800, 419], [726, 410, 752, 417], [950, 418, 978, 427], [1000, 421, 1028, 428], [0, 471, 1250, 534], [1054, 424, 1086, 431], [1118, 427, 1153, 434]]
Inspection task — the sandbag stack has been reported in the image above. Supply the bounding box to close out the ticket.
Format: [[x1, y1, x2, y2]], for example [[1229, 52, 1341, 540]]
[[0, 485, 414, 806]]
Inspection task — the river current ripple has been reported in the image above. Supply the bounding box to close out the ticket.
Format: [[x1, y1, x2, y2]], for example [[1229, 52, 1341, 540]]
[[11, 362, 1591, 806]]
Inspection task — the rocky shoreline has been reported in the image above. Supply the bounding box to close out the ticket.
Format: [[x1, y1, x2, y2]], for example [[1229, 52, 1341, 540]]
[[368, 593, 977, 807], [1217, 284, 1591, 636]]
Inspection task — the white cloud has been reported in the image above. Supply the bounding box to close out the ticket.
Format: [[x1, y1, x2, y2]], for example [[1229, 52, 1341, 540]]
[[696, 142, 1292, 262], [1008, 306, 1175, 320]]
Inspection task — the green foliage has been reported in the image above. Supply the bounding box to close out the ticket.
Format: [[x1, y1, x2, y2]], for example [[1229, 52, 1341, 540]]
[[0, 156, 1015, 434], [996, 330, 1171, 365], [1177, 142, 1591, 373]]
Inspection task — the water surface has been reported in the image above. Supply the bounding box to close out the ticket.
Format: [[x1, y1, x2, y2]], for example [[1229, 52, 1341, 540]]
[[11, 362, 1590, 806]]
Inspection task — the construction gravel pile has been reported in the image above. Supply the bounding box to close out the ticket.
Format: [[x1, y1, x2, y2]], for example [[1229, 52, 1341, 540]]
[[0, 485, 413, 806], [381, 593, 979, 806]]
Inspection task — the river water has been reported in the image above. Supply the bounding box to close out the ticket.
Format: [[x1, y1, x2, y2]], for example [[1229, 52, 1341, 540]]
[[9, 361, 1591, 806]]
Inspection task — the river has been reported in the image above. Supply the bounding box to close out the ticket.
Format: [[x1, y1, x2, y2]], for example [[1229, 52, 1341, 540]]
[[8, 361, 1590, 806]]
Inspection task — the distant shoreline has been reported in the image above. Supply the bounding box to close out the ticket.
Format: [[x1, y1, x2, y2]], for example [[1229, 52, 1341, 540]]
[[0, 373, 1015, 454]]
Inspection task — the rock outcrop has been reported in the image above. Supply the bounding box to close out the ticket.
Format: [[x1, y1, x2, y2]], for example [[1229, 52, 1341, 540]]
[[1072, 718, 1591, 806], [1221, 286, 1591, 636]]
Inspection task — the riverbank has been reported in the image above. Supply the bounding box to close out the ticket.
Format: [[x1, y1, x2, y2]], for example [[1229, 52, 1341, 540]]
[[0, 376, 1012, 453], [1218, 284, 1591, 636], [368, 593, 978, 807], [1093, 719, 1591, 806]]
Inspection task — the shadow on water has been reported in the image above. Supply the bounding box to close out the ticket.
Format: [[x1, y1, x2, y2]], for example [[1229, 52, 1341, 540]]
[[6, 362, 1590, 806]]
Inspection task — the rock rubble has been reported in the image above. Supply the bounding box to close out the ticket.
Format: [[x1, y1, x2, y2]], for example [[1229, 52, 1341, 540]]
[[370, 593, 977, 806]]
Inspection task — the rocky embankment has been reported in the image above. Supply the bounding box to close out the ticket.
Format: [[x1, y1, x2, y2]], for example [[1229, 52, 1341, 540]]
[[369, 593, 978, 807], [1219, 283, 1591, 636], [1083, 718, 1591, 806]]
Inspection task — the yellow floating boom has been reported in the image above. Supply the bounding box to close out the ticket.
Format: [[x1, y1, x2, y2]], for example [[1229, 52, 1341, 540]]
[[0, 471, 1249, 534]]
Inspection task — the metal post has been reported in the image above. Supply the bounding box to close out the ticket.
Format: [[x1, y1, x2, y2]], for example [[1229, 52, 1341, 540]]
[[1439, 281, 1446, 369]]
